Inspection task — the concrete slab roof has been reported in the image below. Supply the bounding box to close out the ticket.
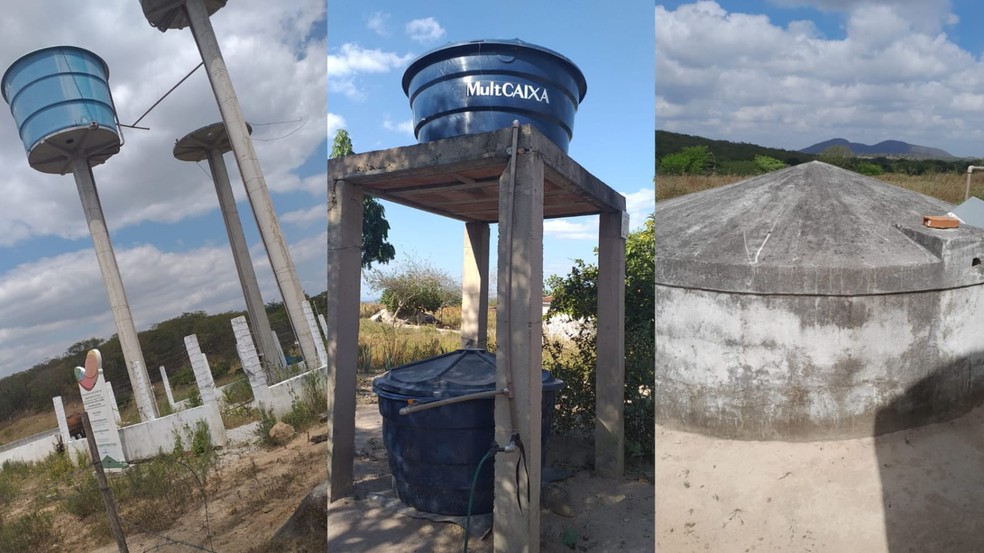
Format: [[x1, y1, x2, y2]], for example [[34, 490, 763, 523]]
[[327, 125, 625, 223], [656, 161, 984, 295]]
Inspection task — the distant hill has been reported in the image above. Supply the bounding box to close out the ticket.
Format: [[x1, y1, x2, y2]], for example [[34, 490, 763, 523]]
[[656, 130, 814, 165], [800, 138, 956, 160]]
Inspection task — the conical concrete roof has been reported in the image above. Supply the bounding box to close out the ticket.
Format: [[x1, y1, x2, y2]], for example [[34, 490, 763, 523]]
[[656, 161, 984, 295]]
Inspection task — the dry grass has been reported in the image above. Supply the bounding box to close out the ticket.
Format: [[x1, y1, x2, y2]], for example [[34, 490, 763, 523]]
[[657, 171, 980, 205]]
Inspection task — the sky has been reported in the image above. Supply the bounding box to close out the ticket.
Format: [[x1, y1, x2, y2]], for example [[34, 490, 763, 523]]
[[657, 0, 984, 158], [327, 1, 656, 298], [0, 1, 327, 379]]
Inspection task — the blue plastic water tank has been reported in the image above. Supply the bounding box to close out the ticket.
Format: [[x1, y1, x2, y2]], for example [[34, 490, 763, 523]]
[[2, 46, 121, 174], [372, 349, 565, 516], [402, 39, 587, 153]]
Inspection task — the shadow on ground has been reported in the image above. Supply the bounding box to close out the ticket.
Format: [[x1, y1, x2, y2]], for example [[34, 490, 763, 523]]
[[875, 354, 984, 552]]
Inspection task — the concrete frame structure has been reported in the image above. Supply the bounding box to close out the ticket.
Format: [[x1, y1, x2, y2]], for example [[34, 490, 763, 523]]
[[327, 125, 626, 553], [138, 0, 321, 369], [173, 122, 282, 373]]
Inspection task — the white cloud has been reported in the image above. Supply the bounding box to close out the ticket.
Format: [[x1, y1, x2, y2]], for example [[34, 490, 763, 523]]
[[282, 205, 325, 227], [383, 117, 415, 135], [367, 11, 390, 36], [327, 43, 414, 100], [327, 43, 413, 78], [406, 17, 446, 43], [625, 188, 655, 229], [656, 1, 984, 156], [544, 218, 597, 240]]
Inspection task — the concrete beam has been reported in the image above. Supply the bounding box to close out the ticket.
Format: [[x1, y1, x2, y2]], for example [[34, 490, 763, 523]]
[[461, 222, 490, 349], [326, 178, 363, 502], [493, 130, 544, 553], [595, 210, 627, 478]]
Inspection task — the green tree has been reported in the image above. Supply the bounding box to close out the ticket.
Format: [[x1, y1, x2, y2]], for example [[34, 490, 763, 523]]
[[330, 129, 396, 269], [855, 162, 884, 176], [366, 256, 460, 319], [754, 155, 786, 173], [658, 145, 712, 175], [544, 215, 655, 459]]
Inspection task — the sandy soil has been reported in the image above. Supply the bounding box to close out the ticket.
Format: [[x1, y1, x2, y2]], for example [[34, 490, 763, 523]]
[[328, 403, 655, 552], [656, 403, 984, 553], [82, 421, 328, 553]]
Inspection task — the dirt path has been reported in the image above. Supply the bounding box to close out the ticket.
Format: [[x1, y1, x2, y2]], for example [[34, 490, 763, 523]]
[[328, 404, 655, 552], [656, 403, 984, 552]]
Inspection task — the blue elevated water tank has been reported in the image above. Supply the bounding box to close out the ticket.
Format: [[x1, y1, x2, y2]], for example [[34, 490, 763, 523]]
[[372, 349, 564, 516], [402, 39, 587, 153], [2, 46, 121, 174]]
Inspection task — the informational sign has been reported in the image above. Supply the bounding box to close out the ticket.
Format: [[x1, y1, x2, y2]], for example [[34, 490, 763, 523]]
[[75, 349, 127, 471]]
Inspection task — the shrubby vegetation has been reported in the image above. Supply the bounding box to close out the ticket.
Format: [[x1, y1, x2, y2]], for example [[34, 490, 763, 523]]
[[544, 215, 655, 460], [367, 257, 461, 320]]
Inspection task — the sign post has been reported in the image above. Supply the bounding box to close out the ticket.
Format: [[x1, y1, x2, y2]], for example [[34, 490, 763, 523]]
[[75, 349, 127, 471]]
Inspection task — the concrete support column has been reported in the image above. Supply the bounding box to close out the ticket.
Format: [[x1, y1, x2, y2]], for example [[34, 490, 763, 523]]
[[183, 0, 320, 369], [184, 334, 227, 447], [596, 209, 627, 477], [72, 158, 157, 421], [326, 178, 364, 502], [231, 315, 270, 406], [205, 146, 282, 372], [302, 300, 328, 368], [461, 222, 490, 349], [493, 137, 544, 553], [159, 366, 177, 410], [53, 397, 70, 443]]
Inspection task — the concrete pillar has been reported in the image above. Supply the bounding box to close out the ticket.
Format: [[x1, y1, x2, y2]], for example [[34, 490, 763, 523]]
[[183, 0, 320, 369], [271, 330, 287, 370], [326, 178, 363, 502], [596, 211, 627, 478], [184, 334, 227, 447], [105, 381, 122, 425], [71, 158, 157, 421], [317, 313, 328, 341], [159, 366, 177, 410], [232, 315, 270, 406], [493, 141, 544, 553], [53, 396, 70, 443], [302, 300, 328, 368], [204, 146, 283, 372], [461, 222, 490, 349]]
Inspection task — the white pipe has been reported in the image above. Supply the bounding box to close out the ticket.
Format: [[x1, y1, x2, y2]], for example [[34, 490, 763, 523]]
[[966, 165, 984, 201]]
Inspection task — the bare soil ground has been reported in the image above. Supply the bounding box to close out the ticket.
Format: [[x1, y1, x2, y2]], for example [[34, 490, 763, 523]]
[[81, 422, 328, 553], [328, 403, 655, 552], [656, 403, 984, 552]]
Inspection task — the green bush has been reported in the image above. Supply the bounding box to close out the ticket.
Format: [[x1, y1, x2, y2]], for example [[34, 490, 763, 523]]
[[282, 400, 315, 432], [754, 155, 786, 173], [367, 256, 460, 319], [0, 510, 55, 551], [63, 473, 102, 518], [256, 407, 279, 448], [658, 145, 712, 175], [222, 378, 254, 405]]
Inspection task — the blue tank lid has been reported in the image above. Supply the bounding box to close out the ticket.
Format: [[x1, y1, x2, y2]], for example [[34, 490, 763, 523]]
[[402, 38, 587, 101], [372, 349, 563, 399]]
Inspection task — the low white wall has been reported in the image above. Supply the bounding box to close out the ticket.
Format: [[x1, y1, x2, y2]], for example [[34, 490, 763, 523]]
[[0, 429, 87, 467], [264, 364, 326, 418], [119, 403, 227, 461]]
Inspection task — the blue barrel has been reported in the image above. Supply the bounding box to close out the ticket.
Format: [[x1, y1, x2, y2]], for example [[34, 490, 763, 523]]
[[2, 46, 121, 174], [372, 349, 565, 516], [402, 39, 587, 152]]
